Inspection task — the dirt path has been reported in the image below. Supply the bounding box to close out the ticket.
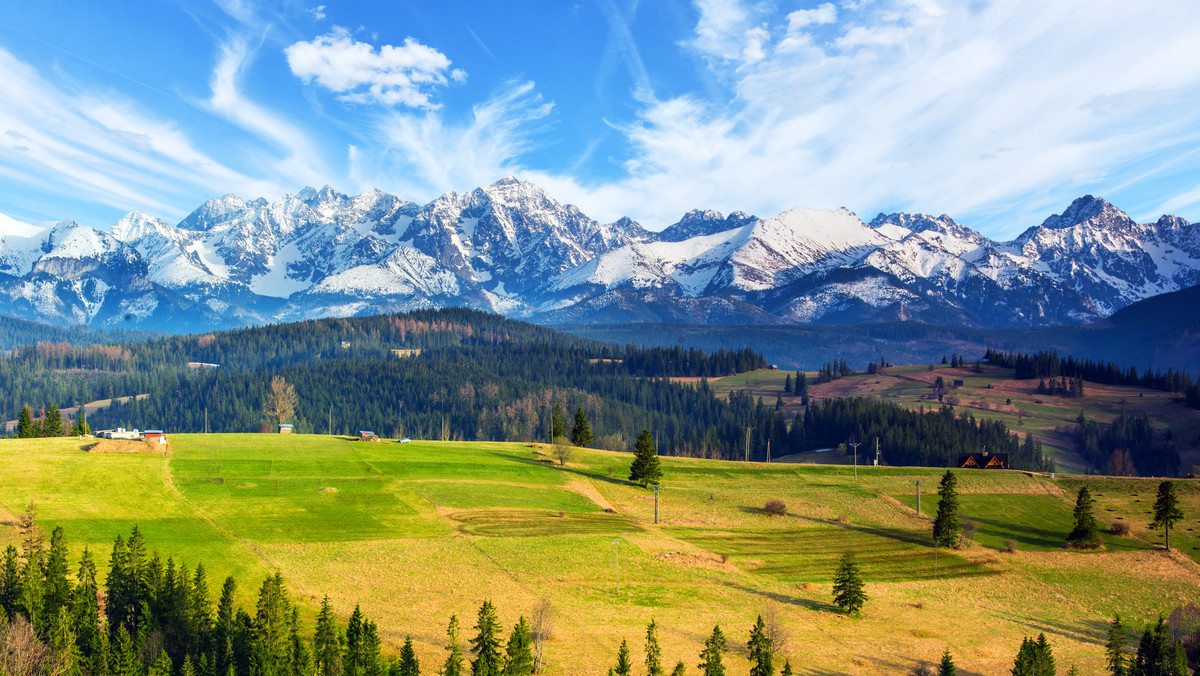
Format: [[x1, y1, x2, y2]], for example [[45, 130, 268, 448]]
[[564, 476, 617, 512]]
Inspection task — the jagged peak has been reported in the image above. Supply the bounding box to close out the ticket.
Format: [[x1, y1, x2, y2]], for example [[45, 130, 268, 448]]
[[1038, 195, 1134, 230]]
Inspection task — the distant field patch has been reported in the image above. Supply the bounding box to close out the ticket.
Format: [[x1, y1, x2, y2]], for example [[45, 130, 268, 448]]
[[413, 481, 600, 513], [450, 509, 639, 537]]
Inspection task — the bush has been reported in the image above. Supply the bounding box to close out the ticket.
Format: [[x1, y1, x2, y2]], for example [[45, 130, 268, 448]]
[[596, 433, 625, 453], [763, 499, 787, 516], [836, 514, 850, 524], [1003, 539, 1018, 554], [960, 517, 977, 544], [1109, 521, 1132, 536]]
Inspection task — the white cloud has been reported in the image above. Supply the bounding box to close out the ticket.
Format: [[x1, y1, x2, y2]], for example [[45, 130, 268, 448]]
[[554, 0, 1200, 234], [308, 5, 326, 21], [285, 27, 465, 109]]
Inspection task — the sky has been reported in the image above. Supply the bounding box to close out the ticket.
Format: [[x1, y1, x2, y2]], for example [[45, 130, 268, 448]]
[[1, 1, 1199, 239]]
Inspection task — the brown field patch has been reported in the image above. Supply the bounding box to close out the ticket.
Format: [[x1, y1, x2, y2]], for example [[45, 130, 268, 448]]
[[82, 439, 162, 454], [317, 487, 338, 493]]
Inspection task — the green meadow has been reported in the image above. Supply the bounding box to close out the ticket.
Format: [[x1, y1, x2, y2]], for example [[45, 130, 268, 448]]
[[1, 433, 1197, 675]]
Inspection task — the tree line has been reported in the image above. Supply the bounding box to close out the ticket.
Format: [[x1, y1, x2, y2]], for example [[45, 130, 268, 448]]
[[1076, 410, 1181, 477], [984, 349, 1200, 410]]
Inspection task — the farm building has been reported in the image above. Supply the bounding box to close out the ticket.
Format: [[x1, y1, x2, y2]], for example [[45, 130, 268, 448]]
[[958, 453, 1009, 469], [144, 430, 167, 445], [359, 431, 380, 442], [96, 427, 141, 440], [278, 424, 293, 434]]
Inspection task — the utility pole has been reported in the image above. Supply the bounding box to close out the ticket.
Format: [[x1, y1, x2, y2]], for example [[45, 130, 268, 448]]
[[848, 440, 861, 480], [613, 538, 621, 594], [709, 494, 715, 532], [911, 479, 923, 515], [766, 440, 771, 464], [875, 438, 880, 466], [328, 405, 332, 437], [745, 427, 752, 462], [204, 407, 208, 435], [653, 485, 660, 524]]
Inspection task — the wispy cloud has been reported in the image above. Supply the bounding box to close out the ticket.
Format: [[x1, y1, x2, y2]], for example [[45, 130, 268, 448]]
[[285, 27, 466, 109], [556, 0, 1200, 234]]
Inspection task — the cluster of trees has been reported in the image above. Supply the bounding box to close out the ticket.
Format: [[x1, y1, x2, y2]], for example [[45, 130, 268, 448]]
[[801, 398, 1054, 471], [984, 349, 1200, 410], [782, 372, 807, 402], [814, 360, 853, 384], [607, 617, 793, 676], [1036, 376, 1086, 399], [617, 346, 766, 378], [1105, 615, 1191, 676], [14, 402, 90, 438], [1076, 411, 1180, 477]]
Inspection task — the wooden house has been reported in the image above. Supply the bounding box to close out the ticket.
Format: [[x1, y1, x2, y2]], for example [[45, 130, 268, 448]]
[[358, 430, 380, 442], [278, 424, 293, 434], [957, 452, 1008, 469]]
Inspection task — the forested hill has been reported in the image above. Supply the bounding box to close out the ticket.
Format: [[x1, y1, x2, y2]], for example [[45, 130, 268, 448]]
[[0, 315, 153, 351]]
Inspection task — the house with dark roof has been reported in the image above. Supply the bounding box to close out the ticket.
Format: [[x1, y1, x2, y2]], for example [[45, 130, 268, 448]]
[[958, 452, 1009, 469]]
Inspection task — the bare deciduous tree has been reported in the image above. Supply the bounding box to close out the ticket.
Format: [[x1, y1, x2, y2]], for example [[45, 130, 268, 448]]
[[761, 603, 789, 658], [552, 444, 573, 467], [0, 617, 51, 676], [262, 375, 298, 428], [531, 598, 554, 672]]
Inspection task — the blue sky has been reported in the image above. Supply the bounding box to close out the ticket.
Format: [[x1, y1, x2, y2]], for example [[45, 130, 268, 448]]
[[1, 0, 1199, 238]]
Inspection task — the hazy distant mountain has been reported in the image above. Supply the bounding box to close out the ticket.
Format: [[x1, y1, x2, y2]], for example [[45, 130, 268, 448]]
[[1, 178, 1197, 332]]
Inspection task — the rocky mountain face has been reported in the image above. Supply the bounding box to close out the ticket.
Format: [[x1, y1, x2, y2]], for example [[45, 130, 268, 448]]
[[0, 180, 1197, 332]]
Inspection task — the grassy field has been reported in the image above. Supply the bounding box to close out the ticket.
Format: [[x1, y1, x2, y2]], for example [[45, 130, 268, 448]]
[[707, 363, 1200, 475], [1, 434, 1198, 675]]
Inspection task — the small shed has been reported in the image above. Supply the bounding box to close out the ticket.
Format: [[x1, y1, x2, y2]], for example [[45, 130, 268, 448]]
[[144, 430, 167, 445], [358, 430, 380, 442], [278, 424, 294, 434]]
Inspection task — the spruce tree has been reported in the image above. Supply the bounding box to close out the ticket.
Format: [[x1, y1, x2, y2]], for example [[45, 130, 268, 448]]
[[346, 605, 365, 676], [398, 636, 420, 676], [932, 471, 961, 548], [784, 375, 792, 394], [697, 626, 725, 676], [362, 621, 384, 676], [470, 600, 504, 676], [671, 662, 686, 676], [502, 617, 534, 676], [746, 616, 773, 676], [18, 548, 45, 634], [831, 552, 866, 615], [645, 619, 663, 676], [550, 405, 566, 442], [17, 406, 34, 438], [443, 615, 465, 676], [570, 408, 593, 448], [43, 526, 72, 624], [72, 547, 102, 663], [1105, 615, 1126, 676], [1067, 485, 1102, 549], [213, 577, 237, 676], [938, 648, 955, 676], [1150, 481, 1184, 551], [43, 402, 64, 437], [0, 545, 18, 620], [780, 661, 792, 676], [613, 639, 632, 676], [629, 429, 663, 487], [149, 649, 174, 676], [314, 596, 341, 676]]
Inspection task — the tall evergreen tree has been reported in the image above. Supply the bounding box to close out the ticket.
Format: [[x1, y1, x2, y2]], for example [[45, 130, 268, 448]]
[[0, 545, 18, 620], [746, 616, 773, 676], [443, 615, 465, 676], [361, 620, 384, 676], [780, 661, 792, 676], [1150, 481, 1184, 551], [550, 405, 566, 442], [43, 402, 64, 437], [314, 597, 342, 676], [938, 648, 956, 676], [16, 405, 34, 438], [1132, 617, 1185, 676], [345, 605, 365, 676], [1067, 485, 1102, 548], [645, 619, 663, 676], [213, 577, 237, 676], [502, 617, 534, 676], [612, 639, 632, 676], [398, 636, 419, 676], [697, 626, 725, 676], [72, 547, 102, 663], [672, 662, 687, 676], [1012, 634, 1056, 676], [831, 552, 866, 615], [932, 471, 961, 548], [17, 548, 45, 635], [629, 429, 663, 487], [470, 601, 504, 676], [43, 526, 72, 625], [570, 408, 593, 448], [252, 573, 293, 676], [1105, 615, 1126, 676], [70, 406, 91, 436]]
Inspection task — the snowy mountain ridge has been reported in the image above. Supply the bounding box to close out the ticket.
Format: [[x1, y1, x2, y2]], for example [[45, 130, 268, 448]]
[[0, 180, 1197, 332]]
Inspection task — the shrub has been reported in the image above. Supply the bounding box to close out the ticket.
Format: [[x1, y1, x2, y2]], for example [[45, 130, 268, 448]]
[[960, 517, 977, 544], [836, 514, 850, 524], [596, 433, 625, 453], [763, 499, 787, 516], [1004, 539, 1018, 554], [1109, 521, 1132, 536]]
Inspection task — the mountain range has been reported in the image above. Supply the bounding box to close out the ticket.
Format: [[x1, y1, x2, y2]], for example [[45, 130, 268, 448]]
[[1, 177, 1197, 332]]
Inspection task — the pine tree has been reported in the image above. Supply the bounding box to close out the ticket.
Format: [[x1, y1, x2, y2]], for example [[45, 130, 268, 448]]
[[938, 648, 956, 676], [671, 662, 687, 676], [345, 605, 365, 676], [1150, 481, 1184, 551], [932, 471, 961, 548], [43, 526, 72, 625], [43, 402, 64, 437], [831, 552, 867, 615], [783, 375, 792, 394], [746, 616, 773, 676], [645, 619, 663, 676], [550, 404, 566, 442], [149, 650, 173, 676], [17, 406, 34, 438], [398, 636, 420, 676], [0, 545, 18, 620], [214, 577, 238, 676], [570, 408, 593, 448], [470, 600, 504, 676], [1067, 485, 1102, 548], [252, 572, 293, 676], [502, 617, 534, 676], [72, 547, 103, 663], [780, 661, 792, 676], [1012, 634, 1056, 676], [613, 639, 632, 676], [314, 596, 342, 676], [443, 615, 466, 676], [18, 548, 45, 634], [628, 429, 663, 487], [1105, 615, 1126, 676], [362, 620, 384, 676], [697, 626, 725, 676]]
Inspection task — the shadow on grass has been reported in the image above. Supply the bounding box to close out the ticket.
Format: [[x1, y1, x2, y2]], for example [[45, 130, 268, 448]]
[[993, 610, 1109, 645], [488, 450, 644, 490], [716, 579, 843, 614], [969, 515, 1066, 549], [794, 513, 945, 548]]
